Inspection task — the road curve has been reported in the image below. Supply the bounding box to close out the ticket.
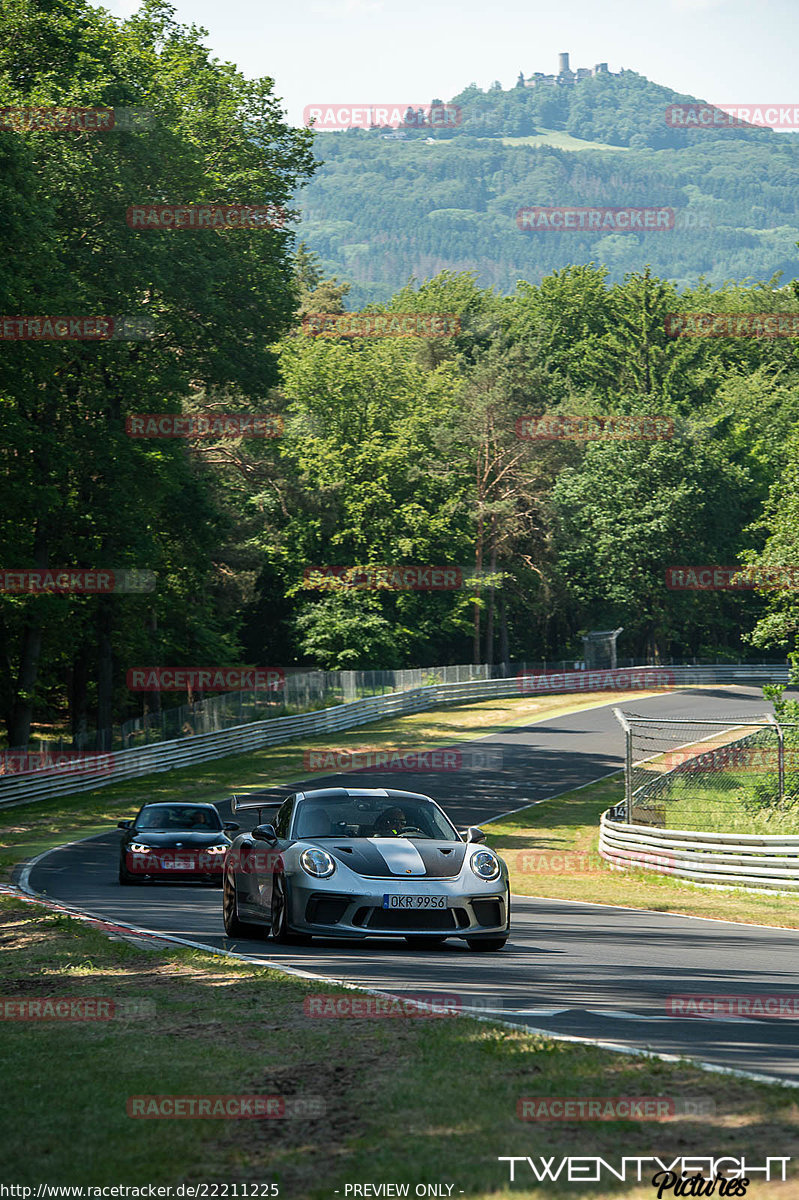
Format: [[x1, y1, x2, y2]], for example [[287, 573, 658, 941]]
[[21, 685, 799, 1085]]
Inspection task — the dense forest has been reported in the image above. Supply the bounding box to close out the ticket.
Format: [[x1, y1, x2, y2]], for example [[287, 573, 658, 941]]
[[300, 72, 799, 306], [3, 0, 799, 751]]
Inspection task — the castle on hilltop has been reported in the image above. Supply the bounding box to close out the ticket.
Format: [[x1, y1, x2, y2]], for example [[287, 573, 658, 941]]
[[517, 53, 615, 89]]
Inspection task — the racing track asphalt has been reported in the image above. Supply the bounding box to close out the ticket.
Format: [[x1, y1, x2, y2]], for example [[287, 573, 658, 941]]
[[19, 685, 799, 1085]]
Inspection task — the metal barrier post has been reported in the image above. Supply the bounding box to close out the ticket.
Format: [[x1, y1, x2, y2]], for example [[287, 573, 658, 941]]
[[613, 707, 633, 823], [767, 713, 785, 805]]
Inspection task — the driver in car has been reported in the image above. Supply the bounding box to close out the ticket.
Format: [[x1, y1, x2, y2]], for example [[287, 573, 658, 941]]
[[373, 806, 407, 836]]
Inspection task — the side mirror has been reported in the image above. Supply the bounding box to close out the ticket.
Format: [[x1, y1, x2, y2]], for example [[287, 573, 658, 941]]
[[252, 823, 278, 844], [117, 820, 132, 830], [223, 821, 240, 831], [466, 826, 486, 844]]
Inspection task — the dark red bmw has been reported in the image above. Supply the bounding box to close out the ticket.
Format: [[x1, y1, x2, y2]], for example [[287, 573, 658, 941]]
[[118, 802, 239, 885]]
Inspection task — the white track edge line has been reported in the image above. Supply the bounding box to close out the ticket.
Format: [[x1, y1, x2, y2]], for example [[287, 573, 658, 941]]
[[4, 878, 798, 1092]]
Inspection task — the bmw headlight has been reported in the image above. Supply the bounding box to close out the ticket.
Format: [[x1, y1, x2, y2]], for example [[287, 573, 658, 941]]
[[300, 848, 336, 879], [129, 842, 151, 853], [204, 845, 228, 854], [470, 849, 500, 880]]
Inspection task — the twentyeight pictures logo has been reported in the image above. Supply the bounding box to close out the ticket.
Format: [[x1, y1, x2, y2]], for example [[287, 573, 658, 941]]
[[497, 1156, 790, 1183], [303, 104, 462, 130]]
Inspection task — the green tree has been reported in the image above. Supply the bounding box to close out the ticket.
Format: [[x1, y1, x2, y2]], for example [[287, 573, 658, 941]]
[[0, 0, 315, 745]]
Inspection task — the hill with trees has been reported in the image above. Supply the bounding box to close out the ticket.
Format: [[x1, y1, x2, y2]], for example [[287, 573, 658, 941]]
[[299, 70, 799, 306]]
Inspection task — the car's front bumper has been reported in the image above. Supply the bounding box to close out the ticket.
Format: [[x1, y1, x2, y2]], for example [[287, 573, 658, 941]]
[[124, 851, 225, 879], [286, 879, 509, 939]]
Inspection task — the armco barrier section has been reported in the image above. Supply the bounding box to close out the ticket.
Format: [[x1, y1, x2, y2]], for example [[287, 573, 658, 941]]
[[0, 664, 789, 810], [599, 812, 799, 892]]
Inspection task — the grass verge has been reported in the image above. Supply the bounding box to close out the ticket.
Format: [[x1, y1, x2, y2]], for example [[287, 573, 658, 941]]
[[2, 893, 798, 1198]]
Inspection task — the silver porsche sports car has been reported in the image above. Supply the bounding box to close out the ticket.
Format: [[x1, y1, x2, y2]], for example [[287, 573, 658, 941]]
[[222, 787, 510, 951]]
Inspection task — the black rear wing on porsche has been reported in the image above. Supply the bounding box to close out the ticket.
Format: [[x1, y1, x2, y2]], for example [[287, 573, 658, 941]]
[[230, 791, 286, 820]]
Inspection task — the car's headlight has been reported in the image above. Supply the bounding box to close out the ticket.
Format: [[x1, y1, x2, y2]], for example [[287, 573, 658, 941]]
[[204, 845, 228, 854], [470, 849, 500, 880], [300, 848, 336, 878], [129, 843, 151, 853]]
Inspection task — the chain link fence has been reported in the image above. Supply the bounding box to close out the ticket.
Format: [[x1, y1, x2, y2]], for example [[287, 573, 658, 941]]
[[613, 709, 799, 833], [10, 657, 641, 757], [6, 657, 788, 761]]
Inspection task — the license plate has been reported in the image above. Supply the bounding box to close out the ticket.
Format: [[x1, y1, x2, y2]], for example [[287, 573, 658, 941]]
[[382, 895, 447, 910], [162, 859, 194, 869]]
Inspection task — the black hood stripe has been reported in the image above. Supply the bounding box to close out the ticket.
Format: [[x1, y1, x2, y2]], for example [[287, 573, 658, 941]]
[[315, 839, 467, 878]]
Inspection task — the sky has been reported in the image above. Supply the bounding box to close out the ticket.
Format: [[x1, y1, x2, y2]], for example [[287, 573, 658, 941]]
[[94, 0, 799, 129]]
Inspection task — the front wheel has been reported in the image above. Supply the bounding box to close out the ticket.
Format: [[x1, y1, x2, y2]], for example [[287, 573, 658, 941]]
[[270, 873, 310, 944], [223, 866, 263, 938], [118, 864, 140, 885], [466, 936, 508, 952]]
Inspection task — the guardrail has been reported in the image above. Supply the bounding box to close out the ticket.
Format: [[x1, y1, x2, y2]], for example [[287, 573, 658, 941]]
[[0, 663, 790, 810], [602, 694, 799, 891], [598, 813, 799, 892]]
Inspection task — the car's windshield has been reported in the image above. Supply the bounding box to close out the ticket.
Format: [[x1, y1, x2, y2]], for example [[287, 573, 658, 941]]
[[134, 806, 222, 831], [292, 796, 459, 841]]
